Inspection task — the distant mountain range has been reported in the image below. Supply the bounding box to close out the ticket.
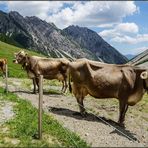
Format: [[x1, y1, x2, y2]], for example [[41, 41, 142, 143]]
[[125, 54, 136, 60], [0, 10, 127, 64]]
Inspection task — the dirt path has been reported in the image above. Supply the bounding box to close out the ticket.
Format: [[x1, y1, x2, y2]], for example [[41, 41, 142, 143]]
[[0, 100, 15, 125], [0, 78, 147, 147]]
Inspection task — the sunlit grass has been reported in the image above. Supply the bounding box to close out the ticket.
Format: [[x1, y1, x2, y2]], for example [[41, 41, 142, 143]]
[[0, 87, 89, 147], [0, 41, 45, 78]]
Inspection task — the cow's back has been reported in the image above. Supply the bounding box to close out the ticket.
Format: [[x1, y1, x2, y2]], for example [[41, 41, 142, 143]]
[[30, 57, 69, 80]]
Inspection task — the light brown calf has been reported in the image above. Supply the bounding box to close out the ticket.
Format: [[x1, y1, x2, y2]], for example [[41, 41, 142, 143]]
[[13, 50, 70, 93]]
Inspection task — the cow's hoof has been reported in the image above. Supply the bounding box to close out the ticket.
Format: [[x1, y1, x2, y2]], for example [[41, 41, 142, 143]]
[[81, 112, 88, 118], [61, 91, 64, 95], [118, 122, 125, 128]]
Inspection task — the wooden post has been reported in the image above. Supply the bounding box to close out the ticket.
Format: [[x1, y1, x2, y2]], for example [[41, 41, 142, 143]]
[[38, 75, 43, 139], [5, 64, 8, 93]]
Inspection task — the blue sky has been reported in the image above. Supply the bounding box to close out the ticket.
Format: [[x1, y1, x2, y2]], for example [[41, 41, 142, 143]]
[[0, 1, 148, 55]]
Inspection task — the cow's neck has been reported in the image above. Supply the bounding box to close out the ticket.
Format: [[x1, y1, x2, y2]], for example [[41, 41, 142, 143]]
[[22, 55, 30, 70]]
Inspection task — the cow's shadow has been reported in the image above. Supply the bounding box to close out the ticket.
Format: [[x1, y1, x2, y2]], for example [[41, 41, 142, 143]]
[[43, 90, 63, 95], [48, 106, 138, 142], [11, 90, 63, 95], [11, 90, 33, 94]]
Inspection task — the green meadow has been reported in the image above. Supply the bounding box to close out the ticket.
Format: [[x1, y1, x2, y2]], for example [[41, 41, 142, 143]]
[[0, 41, 45, 78]]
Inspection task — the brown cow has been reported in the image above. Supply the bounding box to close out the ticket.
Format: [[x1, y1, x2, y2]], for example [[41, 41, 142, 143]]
[[0, 58, 7, 78], [13, 50, 70, 93], [68, 58, 148, 126]]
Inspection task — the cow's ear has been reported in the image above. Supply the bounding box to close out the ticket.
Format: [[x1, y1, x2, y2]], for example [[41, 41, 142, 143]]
[[140, 71, 148, 79]]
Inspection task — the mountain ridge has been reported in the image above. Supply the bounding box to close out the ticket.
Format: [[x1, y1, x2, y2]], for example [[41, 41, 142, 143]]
[[0, 10, 127, 64], [62, 25, 127, 64]]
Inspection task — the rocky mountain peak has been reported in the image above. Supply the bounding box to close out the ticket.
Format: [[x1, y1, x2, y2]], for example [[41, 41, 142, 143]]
[[9, 11, 24, 20], [62, 25, 127, 64]]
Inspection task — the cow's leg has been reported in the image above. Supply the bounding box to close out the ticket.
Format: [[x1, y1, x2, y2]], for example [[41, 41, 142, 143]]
[[61, 81, 64, 92], [1, 66, 5, 78], [64, 80, 68, 93], [3, 65, 6, 77], [76, 96, 87, 117], [63, 79, 68, 93], [32, 78, 37, 94], [35, 77, 39, 92], [0, 67, 3, 77], [72, 83, 87, 116], [118, 100, 128, 127]]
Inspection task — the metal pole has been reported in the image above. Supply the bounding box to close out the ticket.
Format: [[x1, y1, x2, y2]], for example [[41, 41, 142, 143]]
[[38, 75, 43, 139], [5, 64, 8, 93]]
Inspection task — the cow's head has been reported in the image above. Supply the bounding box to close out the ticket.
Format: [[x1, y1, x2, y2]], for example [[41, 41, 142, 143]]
[[140, 70, 148, 92], [13, 50, 27, 65]]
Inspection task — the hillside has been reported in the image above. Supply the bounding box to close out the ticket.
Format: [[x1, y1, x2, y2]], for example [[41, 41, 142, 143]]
[[62, 25, 127, 64], [128, 49, 148, 68], [0, 10, 127, 64], [0, 41, 45, 77]]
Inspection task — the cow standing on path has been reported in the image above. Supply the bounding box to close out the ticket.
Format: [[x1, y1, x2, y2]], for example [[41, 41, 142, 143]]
[[0, 58, 7, 78], [13, 50, 70, 93], [68, 58, 148, 126]]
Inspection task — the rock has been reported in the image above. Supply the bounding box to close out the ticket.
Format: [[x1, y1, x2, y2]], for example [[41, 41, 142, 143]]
[[85, 133, 89, 136]]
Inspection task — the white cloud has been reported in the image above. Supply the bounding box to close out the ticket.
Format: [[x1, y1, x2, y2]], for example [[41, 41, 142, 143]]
[[99, 29, 120, 39], [99, 22, 139, 38], [0, 1, 6, 5], [99, 22, 148, 44], [110, 33, 148, 44], [4, 1, 138, 29], [116, 23, 139, 33], [47, 1, 138, 29], [6, 1, 65, 20]]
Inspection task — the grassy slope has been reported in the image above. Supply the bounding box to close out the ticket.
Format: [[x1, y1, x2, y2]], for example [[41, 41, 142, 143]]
[[0, 41, 45, 78], [0, 87, 88, 147]]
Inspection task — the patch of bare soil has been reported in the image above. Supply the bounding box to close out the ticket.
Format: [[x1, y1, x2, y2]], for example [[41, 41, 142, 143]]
[[0, 100, 15, 125], [0, 78, 147, 147]]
